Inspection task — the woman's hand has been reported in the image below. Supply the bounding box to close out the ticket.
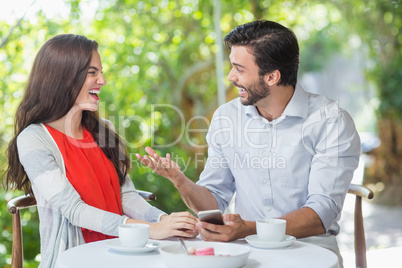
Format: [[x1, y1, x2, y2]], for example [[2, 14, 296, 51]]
[[136, 147, 184, 183], [149, 212, 199, 240]]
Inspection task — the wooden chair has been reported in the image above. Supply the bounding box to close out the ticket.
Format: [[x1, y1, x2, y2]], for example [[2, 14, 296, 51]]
[[7, 190, 156, 268], [347, 183, 374, 268]]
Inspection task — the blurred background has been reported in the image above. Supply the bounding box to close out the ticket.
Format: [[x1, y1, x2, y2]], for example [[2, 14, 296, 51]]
[[0, 0, 401, 267]]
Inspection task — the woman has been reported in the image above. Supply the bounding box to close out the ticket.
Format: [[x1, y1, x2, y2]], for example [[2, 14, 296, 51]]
[[5, 34, 197, 267]]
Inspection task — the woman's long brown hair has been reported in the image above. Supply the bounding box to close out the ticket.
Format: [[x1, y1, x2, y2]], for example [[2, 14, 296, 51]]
[[5, 34, 130, 195]]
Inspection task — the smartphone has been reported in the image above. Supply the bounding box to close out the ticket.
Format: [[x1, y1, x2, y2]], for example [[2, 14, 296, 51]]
[[198, 209, 224, 225]]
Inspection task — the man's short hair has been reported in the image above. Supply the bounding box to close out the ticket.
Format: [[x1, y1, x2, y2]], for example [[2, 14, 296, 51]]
[[224, 20, 299, 88]]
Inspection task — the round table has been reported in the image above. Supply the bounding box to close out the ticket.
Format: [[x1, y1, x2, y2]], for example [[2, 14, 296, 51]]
[[55, 237, 339, 268]]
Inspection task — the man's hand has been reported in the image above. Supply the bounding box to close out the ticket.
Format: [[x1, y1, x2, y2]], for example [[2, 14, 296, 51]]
[[196, 213, 256, 242], [136, 147, 219, 213], [136, 147, 184, 183]]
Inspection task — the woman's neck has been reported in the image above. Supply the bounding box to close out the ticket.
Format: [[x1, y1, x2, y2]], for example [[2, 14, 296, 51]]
[[47, 110, 83, 139]]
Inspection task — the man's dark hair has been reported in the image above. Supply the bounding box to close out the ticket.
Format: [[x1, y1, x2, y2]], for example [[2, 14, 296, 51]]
[[224, 20, 299, 88]]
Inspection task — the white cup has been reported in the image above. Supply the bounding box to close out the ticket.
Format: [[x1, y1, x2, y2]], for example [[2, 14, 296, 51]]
[[118, 223, 150, 247], [256, 219, 286, 242]]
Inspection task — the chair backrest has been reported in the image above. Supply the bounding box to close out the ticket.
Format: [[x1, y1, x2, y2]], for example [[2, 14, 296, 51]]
[[347, 183, 374, 268], [7, 190, 156, 268]]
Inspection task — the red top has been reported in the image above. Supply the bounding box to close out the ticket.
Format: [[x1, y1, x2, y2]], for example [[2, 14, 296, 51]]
[[45, 124, 122, 243]]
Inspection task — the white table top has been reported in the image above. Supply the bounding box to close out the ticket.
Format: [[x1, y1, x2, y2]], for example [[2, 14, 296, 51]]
[[56, 237, 339, 268]]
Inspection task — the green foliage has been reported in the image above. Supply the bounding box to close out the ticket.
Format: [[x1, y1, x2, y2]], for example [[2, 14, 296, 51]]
[[299, 29, 342, 73], [376, 54, 402, 121], [1, 0, 399, 265], [331, 0, 402, 120]]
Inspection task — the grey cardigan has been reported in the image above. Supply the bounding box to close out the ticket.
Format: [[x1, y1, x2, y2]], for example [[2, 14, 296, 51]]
[[17, 123, 164, 268]]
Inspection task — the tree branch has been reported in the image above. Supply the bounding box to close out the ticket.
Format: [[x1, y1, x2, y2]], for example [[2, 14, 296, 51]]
[[0, 0, 36, 49], [173, 59, 215, 105]]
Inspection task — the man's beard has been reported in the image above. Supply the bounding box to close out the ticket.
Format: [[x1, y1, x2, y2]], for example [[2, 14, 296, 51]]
[[237, 76, 270, 106]]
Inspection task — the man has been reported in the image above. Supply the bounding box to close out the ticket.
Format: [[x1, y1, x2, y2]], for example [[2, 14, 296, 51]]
[[137, 20, 360, 265]]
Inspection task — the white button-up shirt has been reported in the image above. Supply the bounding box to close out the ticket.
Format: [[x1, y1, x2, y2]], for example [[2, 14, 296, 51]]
[[197, 83, 361, 235]]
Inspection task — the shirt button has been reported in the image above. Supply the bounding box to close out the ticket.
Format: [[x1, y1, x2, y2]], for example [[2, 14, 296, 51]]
[[262, 180, 267, 184], [265, 207, 271, 212]]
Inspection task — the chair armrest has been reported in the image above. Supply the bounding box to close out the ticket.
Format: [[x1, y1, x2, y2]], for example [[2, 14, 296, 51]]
[[7, 194, 37, 215], [137, 190, 156, 201], [348, 184, 374, 200], [347, 183, 374, 268], [7, 190, 156, 215]]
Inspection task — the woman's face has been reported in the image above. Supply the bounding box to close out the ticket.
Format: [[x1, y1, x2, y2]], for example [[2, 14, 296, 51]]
[[75, 50, 106, 111]]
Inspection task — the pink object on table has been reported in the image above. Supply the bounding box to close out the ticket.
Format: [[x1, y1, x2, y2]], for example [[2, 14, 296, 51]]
[[195, 247, 215, 256]]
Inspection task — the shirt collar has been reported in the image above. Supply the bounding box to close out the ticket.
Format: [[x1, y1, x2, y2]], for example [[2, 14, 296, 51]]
[[282, 82, 308, 119], [244, 82, 309, 120], [245, 104, 260, 117]]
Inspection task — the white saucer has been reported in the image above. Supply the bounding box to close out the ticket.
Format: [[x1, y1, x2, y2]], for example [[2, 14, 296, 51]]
[[245, 235, 295, 249], [105, 238, 161, 253]]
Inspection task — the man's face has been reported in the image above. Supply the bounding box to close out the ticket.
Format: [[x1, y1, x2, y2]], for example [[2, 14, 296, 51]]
[[227, 46, 270, 106]]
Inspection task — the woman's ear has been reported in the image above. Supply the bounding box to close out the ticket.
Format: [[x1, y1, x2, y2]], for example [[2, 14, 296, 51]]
[[264, 70, 281, 86]]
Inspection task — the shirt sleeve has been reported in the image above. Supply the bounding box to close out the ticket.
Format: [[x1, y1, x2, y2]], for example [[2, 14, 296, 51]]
[[120, 175, 166, 223], [196, 109, 236, 212], [302, 104, 361, 233], [17, 127, 126, 237]]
